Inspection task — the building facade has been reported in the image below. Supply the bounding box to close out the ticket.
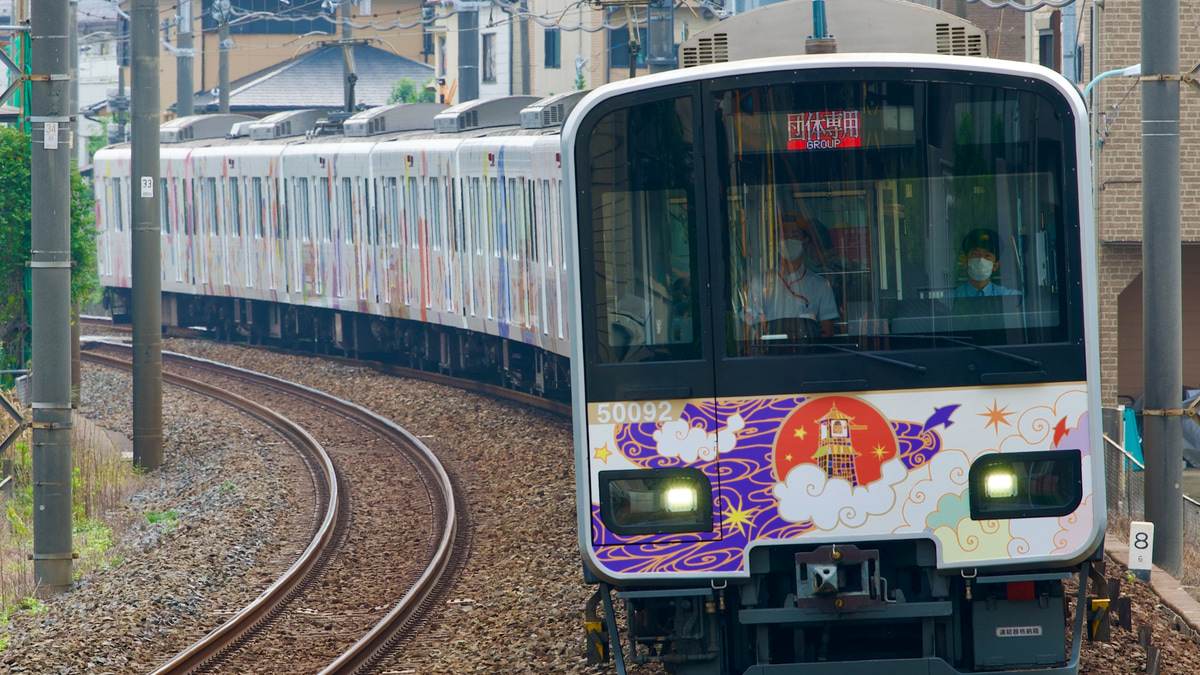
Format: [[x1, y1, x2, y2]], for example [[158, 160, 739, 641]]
[[1078, 1, 1200, 406]]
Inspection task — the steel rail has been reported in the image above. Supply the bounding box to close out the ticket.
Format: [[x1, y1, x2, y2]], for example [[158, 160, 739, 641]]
[[80, 316, 571, 418], [81, 350, 341, 675], [84, 342, 464, 673], [153, 349, 464, 674]]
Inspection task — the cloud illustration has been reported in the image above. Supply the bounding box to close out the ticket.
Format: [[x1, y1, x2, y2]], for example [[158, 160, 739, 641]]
[[655, 414, 744, 463], [773, 457, 909, 529]]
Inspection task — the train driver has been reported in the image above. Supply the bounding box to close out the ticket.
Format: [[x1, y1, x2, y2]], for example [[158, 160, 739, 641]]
[[743, 214, 840, 342], [952, 228, 1021, 298]]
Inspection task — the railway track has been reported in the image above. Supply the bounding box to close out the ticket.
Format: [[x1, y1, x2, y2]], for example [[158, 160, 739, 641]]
[[81, 316, 570, 418], [82, 342, 465, 674]]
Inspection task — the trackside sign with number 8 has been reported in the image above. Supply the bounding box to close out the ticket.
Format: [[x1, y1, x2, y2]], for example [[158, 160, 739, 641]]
[[1129, 521, 1154, 581]]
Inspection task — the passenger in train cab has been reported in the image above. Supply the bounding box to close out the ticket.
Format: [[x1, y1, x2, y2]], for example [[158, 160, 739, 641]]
[[744, 214, 839, 342], [951, 228, 1021, 298]]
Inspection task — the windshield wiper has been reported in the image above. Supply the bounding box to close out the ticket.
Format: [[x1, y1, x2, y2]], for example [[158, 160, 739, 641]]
[[855, 334, 1043, 370], [755, 341, 927, 373]]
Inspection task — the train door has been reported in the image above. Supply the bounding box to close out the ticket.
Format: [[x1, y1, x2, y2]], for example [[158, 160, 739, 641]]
[[572, 87, 722, 565]]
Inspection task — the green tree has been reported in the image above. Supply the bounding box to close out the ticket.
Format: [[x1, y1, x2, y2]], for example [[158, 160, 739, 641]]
[[0, 127, 98, 370], [85, 116, 111, 164], [387, 78, 436, 104]]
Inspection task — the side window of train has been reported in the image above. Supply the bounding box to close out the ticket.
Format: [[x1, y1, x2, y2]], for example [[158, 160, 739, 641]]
[[582, 93, 702, 363], [406, 176, 419, 249], [279, 178, 288, 240], [429, 177, 441, 251], [471, 177, 483, 254], [159, 179, 169, 235], [109, 178, 122, 232], [252, 177, 265, 239], [385, 177, 400, 248], [341, 177, 354, 245], [489, 177, 500, 257], [294, 178, 310, 243], [205, 178, 219, 235], [319, 177, 332, 242], [228, 178, 242, 237]]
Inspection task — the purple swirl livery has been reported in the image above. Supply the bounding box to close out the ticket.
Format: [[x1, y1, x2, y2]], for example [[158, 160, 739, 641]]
[[586, 386, 1096, 576]]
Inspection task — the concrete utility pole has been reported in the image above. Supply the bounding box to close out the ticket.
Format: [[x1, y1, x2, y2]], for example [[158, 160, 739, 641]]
[[30, 0, 75, 595], [70, 0, 82, 407], [176, 0, 194, 117], [1141, 0, 1183, 576], [215, 0, 230, 114], [342, 0, 354, 112], [131, 0, 163, 471]]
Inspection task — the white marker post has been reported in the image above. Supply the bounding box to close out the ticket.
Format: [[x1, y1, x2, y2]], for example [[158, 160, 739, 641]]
[[1128, 521, 1154, 581]]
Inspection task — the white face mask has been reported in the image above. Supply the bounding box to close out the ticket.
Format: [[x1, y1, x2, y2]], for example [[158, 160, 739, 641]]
[[782, 239, 805, 261], [966, 256, 995, 283]]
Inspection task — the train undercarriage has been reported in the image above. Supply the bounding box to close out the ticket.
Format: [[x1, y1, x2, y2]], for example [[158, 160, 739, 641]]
[[104, 287, 570, 402], [588, 538, 1098, 675]]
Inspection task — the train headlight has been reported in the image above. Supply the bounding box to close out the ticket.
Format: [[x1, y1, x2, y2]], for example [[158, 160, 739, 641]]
[[984, 470, 1018, 499], [969, 450, 1082, 520], [599, 468, 713, 535], [664, 485, 699, 513]]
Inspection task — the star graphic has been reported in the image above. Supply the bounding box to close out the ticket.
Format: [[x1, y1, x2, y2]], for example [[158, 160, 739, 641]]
[[785, 454, 793, 462], [979, 399, 1015, 434], [794, 426, 808, 440], [872, 444, 888, 460], [593, 443, 612, 463], [723, 505, 757, 536]]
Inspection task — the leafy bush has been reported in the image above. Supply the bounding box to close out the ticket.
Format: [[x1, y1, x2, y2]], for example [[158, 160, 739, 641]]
[[387, 78, 436, 104]]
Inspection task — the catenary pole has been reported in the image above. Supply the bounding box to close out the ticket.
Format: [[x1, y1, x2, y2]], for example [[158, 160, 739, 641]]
[[30, 0, 75, 595], [177, 0, 194, 117], [1141, 0, 1183, 575], [342, 0, 353, 112], [70, 0, 82, 407], [131, 0, 163, 471], [218, 2, 230, 114]]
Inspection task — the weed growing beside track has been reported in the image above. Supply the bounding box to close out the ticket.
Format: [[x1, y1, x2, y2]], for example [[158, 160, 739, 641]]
[[0, 396, 144, 620]]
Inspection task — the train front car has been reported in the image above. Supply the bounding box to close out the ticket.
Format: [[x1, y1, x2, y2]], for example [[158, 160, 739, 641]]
[[565, 54, 1102, 675]]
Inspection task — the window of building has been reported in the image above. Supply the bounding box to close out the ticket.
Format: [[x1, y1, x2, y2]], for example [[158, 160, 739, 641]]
[[482, 32, 497, 83], [545, 28, 561, 69]]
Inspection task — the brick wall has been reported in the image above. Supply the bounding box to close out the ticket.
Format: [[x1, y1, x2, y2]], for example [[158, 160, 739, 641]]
[[1082, 1, 1200, 404]]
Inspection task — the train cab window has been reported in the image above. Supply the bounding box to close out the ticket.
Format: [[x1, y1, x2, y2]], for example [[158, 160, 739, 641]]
[[581, 94, 702, 364], [714, 76, 1075, 363]]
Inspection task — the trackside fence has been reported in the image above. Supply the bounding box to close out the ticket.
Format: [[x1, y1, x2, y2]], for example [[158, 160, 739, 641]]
[[1102, 407, 1200, 586]]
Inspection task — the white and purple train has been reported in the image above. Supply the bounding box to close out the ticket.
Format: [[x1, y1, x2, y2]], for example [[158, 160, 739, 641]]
[[93, 47, 1106, 675], [93, 97, 576, 397]]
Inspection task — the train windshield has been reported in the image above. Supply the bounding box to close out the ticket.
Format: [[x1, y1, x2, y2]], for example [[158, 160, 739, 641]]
[[715, 77, 1075, 358]]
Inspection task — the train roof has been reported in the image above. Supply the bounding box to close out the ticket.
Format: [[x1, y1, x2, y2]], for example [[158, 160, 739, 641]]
[[103, 94, 577, 154]]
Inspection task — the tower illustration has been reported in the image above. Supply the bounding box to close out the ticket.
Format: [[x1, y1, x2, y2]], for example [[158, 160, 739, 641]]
[[812, 402, 866, 485]]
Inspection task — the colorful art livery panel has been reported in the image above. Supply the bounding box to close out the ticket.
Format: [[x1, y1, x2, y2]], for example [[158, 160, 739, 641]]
[[586, 383, 1095, 576]]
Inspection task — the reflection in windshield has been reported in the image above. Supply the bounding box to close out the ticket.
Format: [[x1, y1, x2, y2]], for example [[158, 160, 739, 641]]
[[717, 80, 1068, 358]]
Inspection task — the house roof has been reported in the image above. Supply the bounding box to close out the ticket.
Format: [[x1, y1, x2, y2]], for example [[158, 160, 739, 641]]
[[189, 44, 435, 114]]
